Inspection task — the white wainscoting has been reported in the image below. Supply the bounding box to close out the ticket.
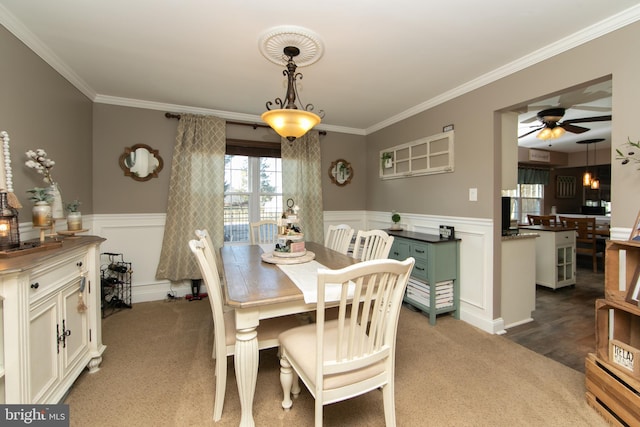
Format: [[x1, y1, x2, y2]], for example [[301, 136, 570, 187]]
[[325, 211, 499, 333], [92, 214, 192, 303], [56, 211, 630, 335]]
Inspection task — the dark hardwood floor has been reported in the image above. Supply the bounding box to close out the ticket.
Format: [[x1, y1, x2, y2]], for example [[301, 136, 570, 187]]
[[504, 258, 605, 373]]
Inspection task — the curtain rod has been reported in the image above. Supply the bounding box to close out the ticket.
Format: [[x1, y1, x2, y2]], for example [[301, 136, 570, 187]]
[[164, 112, 326, 135]]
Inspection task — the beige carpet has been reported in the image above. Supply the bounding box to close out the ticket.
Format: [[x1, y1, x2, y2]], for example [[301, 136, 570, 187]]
[[64, 299, 607, 427]]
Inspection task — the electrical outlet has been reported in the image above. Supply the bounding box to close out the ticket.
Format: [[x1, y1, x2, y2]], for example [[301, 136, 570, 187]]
[[443, 124, 454, 132]]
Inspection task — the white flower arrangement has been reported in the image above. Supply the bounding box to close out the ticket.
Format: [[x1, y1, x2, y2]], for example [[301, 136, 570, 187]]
[[25, 149, 55, 184]]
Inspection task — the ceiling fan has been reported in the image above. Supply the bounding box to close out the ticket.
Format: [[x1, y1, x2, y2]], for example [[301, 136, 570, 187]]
[[518, 108, 612, 139]]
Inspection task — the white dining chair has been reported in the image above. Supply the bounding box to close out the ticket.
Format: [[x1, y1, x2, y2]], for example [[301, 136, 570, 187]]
[[278, 257, 415, 427], [188, 239, 301, 421], [352, 229, 394, 261], [249, 220, 279, 244], [324, 224, 355, 255]]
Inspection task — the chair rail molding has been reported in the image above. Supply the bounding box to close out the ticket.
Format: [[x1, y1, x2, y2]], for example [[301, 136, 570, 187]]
[[84, 211, 507, 333]]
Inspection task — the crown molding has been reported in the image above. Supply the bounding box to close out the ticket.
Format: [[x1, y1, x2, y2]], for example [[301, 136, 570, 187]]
[[0, 4, 96, 100], [365, 4, 640, 135], [3, 3, 639, 137]]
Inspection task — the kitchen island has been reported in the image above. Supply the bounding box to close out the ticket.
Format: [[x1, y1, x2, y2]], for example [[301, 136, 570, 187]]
[[501, 232, 538, 329]]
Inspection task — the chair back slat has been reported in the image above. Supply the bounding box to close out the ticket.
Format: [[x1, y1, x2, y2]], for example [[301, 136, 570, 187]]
[[316, 257, 414, 378], [559, 216, 601, 272], [250, 220, 278, 244], [188, 239, 226, 355], [527, 214, 558, 226], [353, 229, 394, 261], [325, 224, 355, 255]]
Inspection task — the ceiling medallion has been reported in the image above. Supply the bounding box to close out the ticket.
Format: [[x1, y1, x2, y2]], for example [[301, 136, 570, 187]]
[[258, 25, 324, 67]]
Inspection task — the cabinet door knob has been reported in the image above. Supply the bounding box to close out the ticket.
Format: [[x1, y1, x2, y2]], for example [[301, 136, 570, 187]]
[[30, 282, 39, 289], [76, 261, 83, 267]]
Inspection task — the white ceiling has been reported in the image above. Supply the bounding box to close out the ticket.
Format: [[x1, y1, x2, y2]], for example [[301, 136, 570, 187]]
[[1, 1, 638, 148]]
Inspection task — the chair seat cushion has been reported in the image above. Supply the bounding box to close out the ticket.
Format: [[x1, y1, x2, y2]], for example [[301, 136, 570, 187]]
[[279, 320, 386, 390]]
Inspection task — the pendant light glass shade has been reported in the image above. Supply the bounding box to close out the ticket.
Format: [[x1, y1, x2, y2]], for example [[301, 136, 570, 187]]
[[261, 109, 321, 141], [583, 171, 592, 187]]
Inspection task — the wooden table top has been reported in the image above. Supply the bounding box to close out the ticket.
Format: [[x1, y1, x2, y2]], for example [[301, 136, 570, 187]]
[[220, 241, 358, 309]]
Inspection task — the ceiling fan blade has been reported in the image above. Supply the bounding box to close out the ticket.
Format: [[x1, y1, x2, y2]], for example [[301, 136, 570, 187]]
[[561, 123, 590, 134], [518, 126, 542, 138], [558, 90, 611, 108], [563, 115, 612, 124]]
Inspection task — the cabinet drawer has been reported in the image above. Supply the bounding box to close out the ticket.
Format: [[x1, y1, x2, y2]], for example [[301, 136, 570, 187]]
[[389, 241, 410, 261], [29, 251, 88, 301], [410, 244, 428, 261], [412, 260, 428, 281]]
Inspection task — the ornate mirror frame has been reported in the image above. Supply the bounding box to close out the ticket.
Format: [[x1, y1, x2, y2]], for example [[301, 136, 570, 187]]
[[328, 159, 353, 186], [119, 144, 164, 182]]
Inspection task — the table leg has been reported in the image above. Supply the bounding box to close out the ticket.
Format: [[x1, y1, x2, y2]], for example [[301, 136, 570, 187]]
[[235, 310, 259, 427]]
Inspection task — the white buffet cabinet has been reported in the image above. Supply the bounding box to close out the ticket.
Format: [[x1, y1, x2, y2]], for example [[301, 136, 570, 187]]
[[519, 225, 576, 289], [0, 236, 105, 403]]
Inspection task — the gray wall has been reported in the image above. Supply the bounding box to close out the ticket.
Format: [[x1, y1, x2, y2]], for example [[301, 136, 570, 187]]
[[92, 104, 175, 213], [0, 25, 93, 214], [92, 103, 367, 213], [366, 21, 640, 230], [2, 20, 640, 231]]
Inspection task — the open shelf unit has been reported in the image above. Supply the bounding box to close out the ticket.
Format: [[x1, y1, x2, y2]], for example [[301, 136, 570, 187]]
[[586, 239, 640, 425]]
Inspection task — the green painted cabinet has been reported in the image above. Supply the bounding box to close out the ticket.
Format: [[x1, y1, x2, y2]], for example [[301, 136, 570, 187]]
[[387, 230, 460, 325]]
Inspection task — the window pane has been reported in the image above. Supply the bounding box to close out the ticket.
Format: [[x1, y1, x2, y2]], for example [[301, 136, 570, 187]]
[[224, 155, 282, 242], [224, 194, 249, 242], [225, 155, 248, 192]]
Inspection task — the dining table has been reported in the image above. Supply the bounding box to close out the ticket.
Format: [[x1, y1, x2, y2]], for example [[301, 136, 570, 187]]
[[219, 241, 359, 427]]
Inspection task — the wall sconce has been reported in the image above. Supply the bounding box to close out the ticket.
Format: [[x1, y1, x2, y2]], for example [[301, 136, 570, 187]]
[[0, 192, 20, 250]]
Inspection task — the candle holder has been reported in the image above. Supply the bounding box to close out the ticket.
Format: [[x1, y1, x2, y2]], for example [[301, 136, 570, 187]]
[[0, 192, 20, 250]]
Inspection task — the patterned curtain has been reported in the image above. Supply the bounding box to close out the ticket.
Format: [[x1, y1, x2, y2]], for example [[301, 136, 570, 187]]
[[156, 114, 226, 281], [281, 130, 324, 244]]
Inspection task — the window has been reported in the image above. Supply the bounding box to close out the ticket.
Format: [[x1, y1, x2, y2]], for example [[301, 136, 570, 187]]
[[224, 155, 282, 242], [502, 184, 544, 224]]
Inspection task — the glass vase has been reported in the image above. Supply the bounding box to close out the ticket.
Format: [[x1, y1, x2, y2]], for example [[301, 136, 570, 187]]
[[49, 182, 64, 219]]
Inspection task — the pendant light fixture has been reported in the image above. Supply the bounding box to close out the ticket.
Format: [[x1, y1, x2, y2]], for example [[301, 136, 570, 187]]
[[258, 26, 325, 142], [576, 139, 604, 187], [261, 46, 324, 142], [582, 142, 591, 187], [590, 140, 600, 189]]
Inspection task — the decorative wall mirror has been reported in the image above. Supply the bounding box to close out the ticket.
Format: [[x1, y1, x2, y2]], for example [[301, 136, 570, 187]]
[[328, 159, 353, 186], [119, 144, 164, 181]]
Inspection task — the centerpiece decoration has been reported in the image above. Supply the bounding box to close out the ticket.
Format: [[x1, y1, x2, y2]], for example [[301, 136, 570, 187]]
[[25, 149, 63, 219], [274, 198, 305, 257]]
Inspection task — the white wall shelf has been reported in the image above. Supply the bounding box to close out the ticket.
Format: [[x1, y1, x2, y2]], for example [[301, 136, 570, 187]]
[[379, 131, 454, 179]]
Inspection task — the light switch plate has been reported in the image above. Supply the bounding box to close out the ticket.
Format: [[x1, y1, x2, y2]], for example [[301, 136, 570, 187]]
[[469, 188, 478, 201], [443, 124, 454, 132]]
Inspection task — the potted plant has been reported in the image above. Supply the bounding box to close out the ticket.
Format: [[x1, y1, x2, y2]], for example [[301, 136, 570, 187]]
[[390, 211, 402, 230], [65, 199, 83, 231], [26, 187, 53, 227], [382, 152, 393, 169]]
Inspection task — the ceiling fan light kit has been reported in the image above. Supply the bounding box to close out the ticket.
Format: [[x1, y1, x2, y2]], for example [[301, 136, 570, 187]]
[[519, 107, 612, 141]]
